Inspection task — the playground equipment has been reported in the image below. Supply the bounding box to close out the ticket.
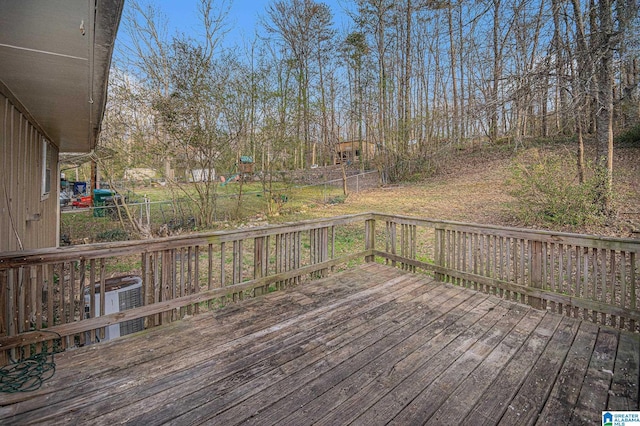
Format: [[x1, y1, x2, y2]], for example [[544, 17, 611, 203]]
[[238, 156, 254, 175], [220, 156, 254, 187], [220, 173, 239, 187]]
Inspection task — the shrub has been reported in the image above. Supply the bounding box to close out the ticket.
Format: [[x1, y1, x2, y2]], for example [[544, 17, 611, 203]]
[[95, 228, 130, 242], [615, 123, 640, 146], [328, 194, 348, 204], [507, 149, 603, 227]]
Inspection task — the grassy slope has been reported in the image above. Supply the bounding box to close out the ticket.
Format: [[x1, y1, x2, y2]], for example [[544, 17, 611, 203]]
[[62, 139, 639, 243], [297, 140, 640, 239]]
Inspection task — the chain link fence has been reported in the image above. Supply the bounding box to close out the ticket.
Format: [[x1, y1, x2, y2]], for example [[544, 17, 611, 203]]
[[60, 170, 379, 244]]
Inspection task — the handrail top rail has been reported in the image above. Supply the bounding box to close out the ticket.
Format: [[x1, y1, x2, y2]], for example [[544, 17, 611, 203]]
[[1, 212, 639, 269], [0, 213, 373, 268], [372, 213, 640, 251]]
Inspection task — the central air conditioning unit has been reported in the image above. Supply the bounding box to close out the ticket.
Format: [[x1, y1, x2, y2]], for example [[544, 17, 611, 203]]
[[84, 275, 144, 341]]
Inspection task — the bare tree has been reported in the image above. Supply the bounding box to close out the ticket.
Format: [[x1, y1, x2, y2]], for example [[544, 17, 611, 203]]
[[99, 0, 639, 226], [265, 0, 335, 169], [343, 32, 369, 168], [355, 0, 394, 182], [107, 0, 232, 227]]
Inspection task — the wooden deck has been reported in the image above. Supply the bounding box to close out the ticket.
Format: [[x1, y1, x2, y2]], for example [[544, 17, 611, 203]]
[[1, 263, 638, 425]]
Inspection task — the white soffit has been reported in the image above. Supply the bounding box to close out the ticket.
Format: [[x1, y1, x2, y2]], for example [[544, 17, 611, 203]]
[[0, 0, 124, 152]]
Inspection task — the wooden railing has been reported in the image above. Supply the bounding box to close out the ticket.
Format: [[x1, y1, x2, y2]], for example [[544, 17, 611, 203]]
[[371, 213, 639, 333], [1, 213, 638, 365]]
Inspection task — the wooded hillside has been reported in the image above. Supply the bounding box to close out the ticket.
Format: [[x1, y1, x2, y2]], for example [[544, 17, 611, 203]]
[[98, 0, 639, 228], [310, 137, 640, 238]]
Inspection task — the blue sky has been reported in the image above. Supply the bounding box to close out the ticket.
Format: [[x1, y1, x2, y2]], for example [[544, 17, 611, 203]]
[[117, 0, 354, 50], [162, 0, 272, 43]]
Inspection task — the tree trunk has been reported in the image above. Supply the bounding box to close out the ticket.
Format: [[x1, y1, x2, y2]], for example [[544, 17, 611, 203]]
[[490, 0, 501, 143], [448, 2, 458, 145], [402, 0, 412, 151], [594, 0, 614, 214]]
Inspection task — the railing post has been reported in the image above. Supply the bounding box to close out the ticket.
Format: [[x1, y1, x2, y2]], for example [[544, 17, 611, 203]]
[[435, 228, 445, 282], [0, 269, 6, 366], [161, 249, 174, 324], [529, 240, 543, 309], [321, 226, 329, 277], [365, 218, 375, 262], [388, 221, 397, 267], [254, 237, 264, 295]]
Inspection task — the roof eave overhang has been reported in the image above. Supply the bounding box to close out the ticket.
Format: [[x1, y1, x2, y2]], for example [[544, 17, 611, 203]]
[[0, 0, 125, 153]]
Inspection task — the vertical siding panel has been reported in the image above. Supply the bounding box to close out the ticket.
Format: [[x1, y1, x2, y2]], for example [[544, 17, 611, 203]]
[[52, 144, 59, 246], [24, 120, 32, 246], [0, 95, 8, 251], [33, 128, 41, 248], [38, 142, 58, 248], [8, 105, 17, 250], [17, 114, 25, 248], [28, 120, 37, 247], [28, 125, 37, 248], [0, 93, 59, 251]]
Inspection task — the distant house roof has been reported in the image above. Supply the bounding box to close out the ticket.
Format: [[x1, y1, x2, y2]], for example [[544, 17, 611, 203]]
[[0, 0, 124, 152]]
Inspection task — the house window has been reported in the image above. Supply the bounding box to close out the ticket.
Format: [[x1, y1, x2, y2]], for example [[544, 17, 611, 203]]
[[41, 139, 52, 200]]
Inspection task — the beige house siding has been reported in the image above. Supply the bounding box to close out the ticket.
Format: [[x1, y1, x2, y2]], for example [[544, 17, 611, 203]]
[[1, 92, 59, 252]]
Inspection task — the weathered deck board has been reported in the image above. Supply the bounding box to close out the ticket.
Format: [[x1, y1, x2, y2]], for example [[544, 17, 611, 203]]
[[110, 274, 433, 425], [608, 332, 640, 411], [497, 316, 582, 425], [3, 264, 416, 422], [349, 298, 513, 426], [569, 327, 619, 425], [295, 289, 494, 426], [429, 308, 547, 424], [535, 321, 599, 424], [460, 312, 563, 426], [237, 284, 482, 426], [0, 263, 638, 425]]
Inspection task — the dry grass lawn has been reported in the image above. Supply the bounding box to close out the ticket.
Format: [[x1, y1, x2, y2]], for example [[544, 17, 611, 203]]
[[303, 142, 640, 239]]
